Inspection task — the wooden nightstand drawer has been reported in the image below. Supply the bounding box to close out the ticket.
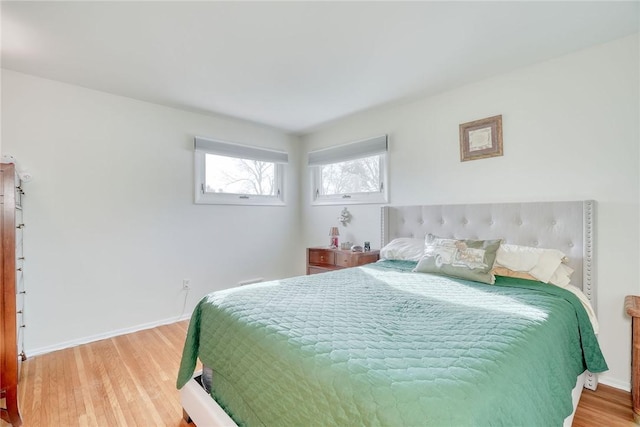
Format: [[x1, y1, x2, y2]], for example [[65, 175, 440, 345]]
[[335, 251, 380, 268], [306, 247, 379, 275], [335, 252, 355, 268], [308, 249, 335, 266], [307, 266, 330, 275]]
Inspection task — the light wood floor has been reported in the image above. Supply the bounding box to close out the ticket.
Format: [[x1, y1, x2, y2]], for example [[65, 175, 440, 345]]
[[1, 320, 634, 427]]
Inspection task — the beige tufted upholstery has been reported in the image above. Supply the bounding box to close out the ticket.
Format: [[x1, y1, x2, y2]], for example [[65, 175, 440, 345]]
[[381, 201, 595, 308]]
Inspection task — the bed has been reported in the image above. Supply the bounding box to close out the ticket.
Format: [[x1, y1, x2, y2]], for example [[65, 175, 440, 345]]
[[177, 200, 606, 426]]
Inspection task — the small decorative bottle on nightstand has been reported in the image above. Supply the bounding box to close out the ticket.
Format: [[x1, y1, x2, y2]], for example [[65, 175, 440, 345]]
[[306, 247, 379, 275]]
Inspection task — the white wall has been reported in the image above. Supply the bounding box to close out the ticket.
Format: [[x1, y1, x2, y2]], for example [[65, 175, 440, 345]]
[[1, 33, 637, 391], [300, 34, 639, 390], [1, 70, 303, 354]]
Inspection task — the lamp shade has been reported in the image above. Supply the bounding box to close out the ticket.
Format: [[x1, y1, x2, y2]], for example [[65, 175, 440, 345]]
[[329, 227, 340, 236]]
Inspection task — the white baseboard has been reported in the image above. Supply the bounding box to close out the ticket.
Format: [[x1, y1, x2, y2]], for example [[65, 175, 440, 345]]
[[26, 313, 192, 358], [598, 375, 631, 392]]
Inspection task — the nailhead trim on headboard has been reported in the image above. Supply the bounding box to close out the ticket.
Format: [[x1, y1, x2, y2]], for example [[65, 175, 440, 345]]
[[583, 200, 595, 310]]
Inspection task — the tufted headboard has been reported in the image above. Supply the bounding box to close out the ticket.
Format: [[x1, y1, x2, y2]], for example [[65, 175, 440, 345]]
[[381, 201, 596, 309]]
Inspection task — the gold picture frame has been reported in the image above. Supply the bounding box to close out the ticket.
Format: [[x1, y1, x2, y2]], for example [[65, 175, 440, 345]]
[[459, 115, 503, 162]]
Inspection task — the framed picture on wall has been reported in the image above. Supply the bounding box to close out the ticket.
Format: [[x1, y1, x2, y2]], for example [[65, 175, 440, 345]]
[[459, 115, 503, 162]]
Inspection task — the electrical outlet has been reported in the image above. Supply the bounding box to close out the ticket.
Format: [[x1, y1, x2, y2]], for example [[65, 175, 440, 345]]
[[182, 279, 191, 290]]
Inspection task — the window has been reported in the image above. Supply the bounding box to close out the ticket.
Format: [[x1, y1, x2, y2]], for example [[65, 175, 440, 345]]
[[194, 136, 288, 205], [309, 135, 388, 205]]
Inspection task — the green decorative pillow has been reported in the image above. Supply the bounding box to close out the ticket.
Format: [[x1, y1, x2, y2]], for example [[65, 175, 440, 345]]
[[413, 234, 502, 284]]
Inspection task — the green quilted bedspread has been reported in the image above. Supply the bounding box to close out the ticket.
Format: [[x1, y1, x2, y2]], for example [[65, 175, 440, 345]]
[[177, 260, 607, 426]]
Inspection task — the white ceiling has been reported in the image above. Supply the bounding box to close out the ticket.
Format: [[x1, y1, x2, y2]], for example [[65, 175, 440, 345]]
[[2, 1, 638, 134]]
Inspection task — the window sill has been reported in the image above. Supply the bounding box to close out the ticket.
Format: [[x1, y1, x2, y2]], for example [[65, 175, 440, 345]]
[[195, 194, 286, 206], [311, 194, 388, 206]]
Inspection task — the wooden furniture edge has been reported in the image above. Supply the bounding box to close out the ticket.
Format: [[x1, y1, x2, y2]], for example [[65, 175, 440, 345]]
[[0, 163, 22, 426], [625, 296, 640, 318], [625, 295, 640, 423], [306, 247, 379, 275]]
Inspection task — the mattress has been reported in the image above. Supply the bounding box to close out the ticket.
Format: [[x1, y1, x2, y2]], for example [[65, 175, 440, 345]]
[[177, 260, 607, 426]]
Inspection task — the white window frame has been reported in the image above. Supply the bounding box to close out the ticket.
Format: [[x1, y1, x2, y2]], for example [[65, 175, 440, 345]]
[[309, 135, 388, 205], [194, 136, 287, 206]]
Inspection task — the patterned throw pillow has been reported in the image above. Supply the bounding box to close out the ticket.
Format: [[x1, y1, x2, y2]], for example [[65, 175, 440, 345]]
[[413, 234, 502, 284]]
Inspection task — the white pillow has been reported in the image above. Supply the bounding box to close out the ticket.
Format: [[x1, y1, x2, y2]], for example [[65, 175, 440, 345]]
[[496, 244, 568, 284], [380, 238, 425, 261], [492, 264, 574, 288], [547, 263, 574, 288]]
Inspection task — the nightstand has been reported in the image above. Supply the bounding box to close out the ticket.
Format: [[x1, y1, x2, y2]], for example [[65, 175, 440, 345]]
[[625, 295, 640, 422], [306, 247, 380, 275]]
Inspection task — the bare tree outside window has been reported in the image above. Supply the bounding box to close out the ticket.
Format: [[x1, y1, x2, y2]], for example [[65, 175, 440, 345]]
[[309, 135, 387, 205], [319, 155, 381, 196], [205, 154, 276, 196]]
